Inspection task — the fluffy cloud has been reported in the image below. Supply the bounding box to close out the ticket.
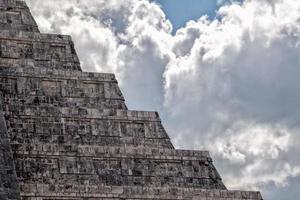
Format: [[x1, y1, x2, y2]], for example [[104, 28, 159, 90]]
[[26, 0, 300, 199], [164, 0, 300, 194]]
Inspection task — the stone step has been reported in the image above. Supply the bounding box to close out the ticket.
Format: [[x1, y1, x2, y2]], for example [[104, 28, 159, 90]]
[[14, 147, 226, 191], [0, 30, 73, 44], [3, 95, 127, 110], [16, 145, 210, 159], [6, 114, 173, 150], [0, 66, 126, 111], [0, 65, 116, 81], [20, 186, 262, 200], [0, 31, 80, 70], [0, 0, 16, 6], [0, 71, 126, 108], [0, 1, 39, 32], [5, 107, 161, 120]]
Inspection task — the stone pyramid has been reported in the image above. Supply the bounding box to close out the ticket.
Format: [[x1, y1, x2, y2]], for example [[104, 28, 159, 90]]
[[0, 0, 263, 199]]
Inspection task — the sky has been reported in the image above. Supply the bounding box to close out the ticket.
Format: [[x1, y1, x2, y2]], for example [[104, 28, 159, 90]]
[[154, 0, 242, 33], [25, 0, 300, 199], [154, 0, 218, 32]]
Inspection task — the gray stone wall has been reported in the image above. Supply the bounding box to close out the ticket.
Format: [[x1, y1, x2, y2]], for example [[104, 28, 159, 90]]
[[0, 0, 39, 32], [0, 30, 81, 70], [0, 94, 20, 200]]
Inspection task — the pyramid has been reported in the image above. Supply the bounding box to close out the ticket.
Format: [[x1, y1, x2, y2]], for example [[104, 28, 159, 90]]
[[0, 1, 263, 200]]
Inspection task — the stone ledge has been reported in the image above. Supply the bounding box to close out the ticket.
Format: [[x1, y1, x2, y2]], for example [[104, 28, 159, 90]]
[[0, 1, 28, 8], [0, 66, 116, 82], [0, 1, 39, 33], [0, 31, 71, 44], [19, 186, 262, 200], [15, 146, 210, 160], [0, 0, 16, 7], [0, 34, 80, 69], [5, 108, 161, 121]]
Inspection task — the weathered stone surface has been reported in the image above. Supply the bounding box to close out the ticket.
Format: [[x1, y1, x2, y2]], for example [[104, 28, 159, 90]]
[[0, 94, 20, 200], [0, 0, 38, 32], [0, 66, 126, 110], [14, 150, 225, 192], [18, 186, 263, 200], [0, 1, 263, 200], [0, 31, 81, 70]]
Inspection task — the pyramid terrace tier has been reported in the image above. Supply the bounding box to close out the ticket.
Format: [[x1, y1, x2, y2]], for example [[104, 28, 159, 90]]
[[15, 145, 214, 159], [4, 112, 175, 151], [0, 67, 127, 110], [20, 186, 262, 200], [5, 105, 168, 119], [14, 147, 226, 192], [0, 1, 39, 32], [6, 113, 174, 150], [0, 30, 81, 70]]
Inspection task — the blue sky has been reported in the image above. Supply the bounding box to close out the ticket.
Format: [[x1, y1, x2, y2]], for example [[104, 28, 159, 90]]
[[156, 0, 218, 32], [154, 0, 242, 33], [155, 0, 218, 32]]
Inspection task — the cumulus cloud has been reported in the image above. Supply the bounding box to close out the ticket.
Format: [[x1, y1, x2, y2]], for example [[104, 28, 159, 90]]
[[164, 0, 300, 193], [26, 0, 300, 199]]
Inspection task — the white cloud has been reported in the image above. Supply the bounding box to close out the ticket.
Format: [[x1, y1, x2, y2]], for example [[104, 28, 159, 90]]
[[26, 0, 300, 199], [214, 123, 290, 163], [211, 123, 294, 189], [163, 0, 300, 193]]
